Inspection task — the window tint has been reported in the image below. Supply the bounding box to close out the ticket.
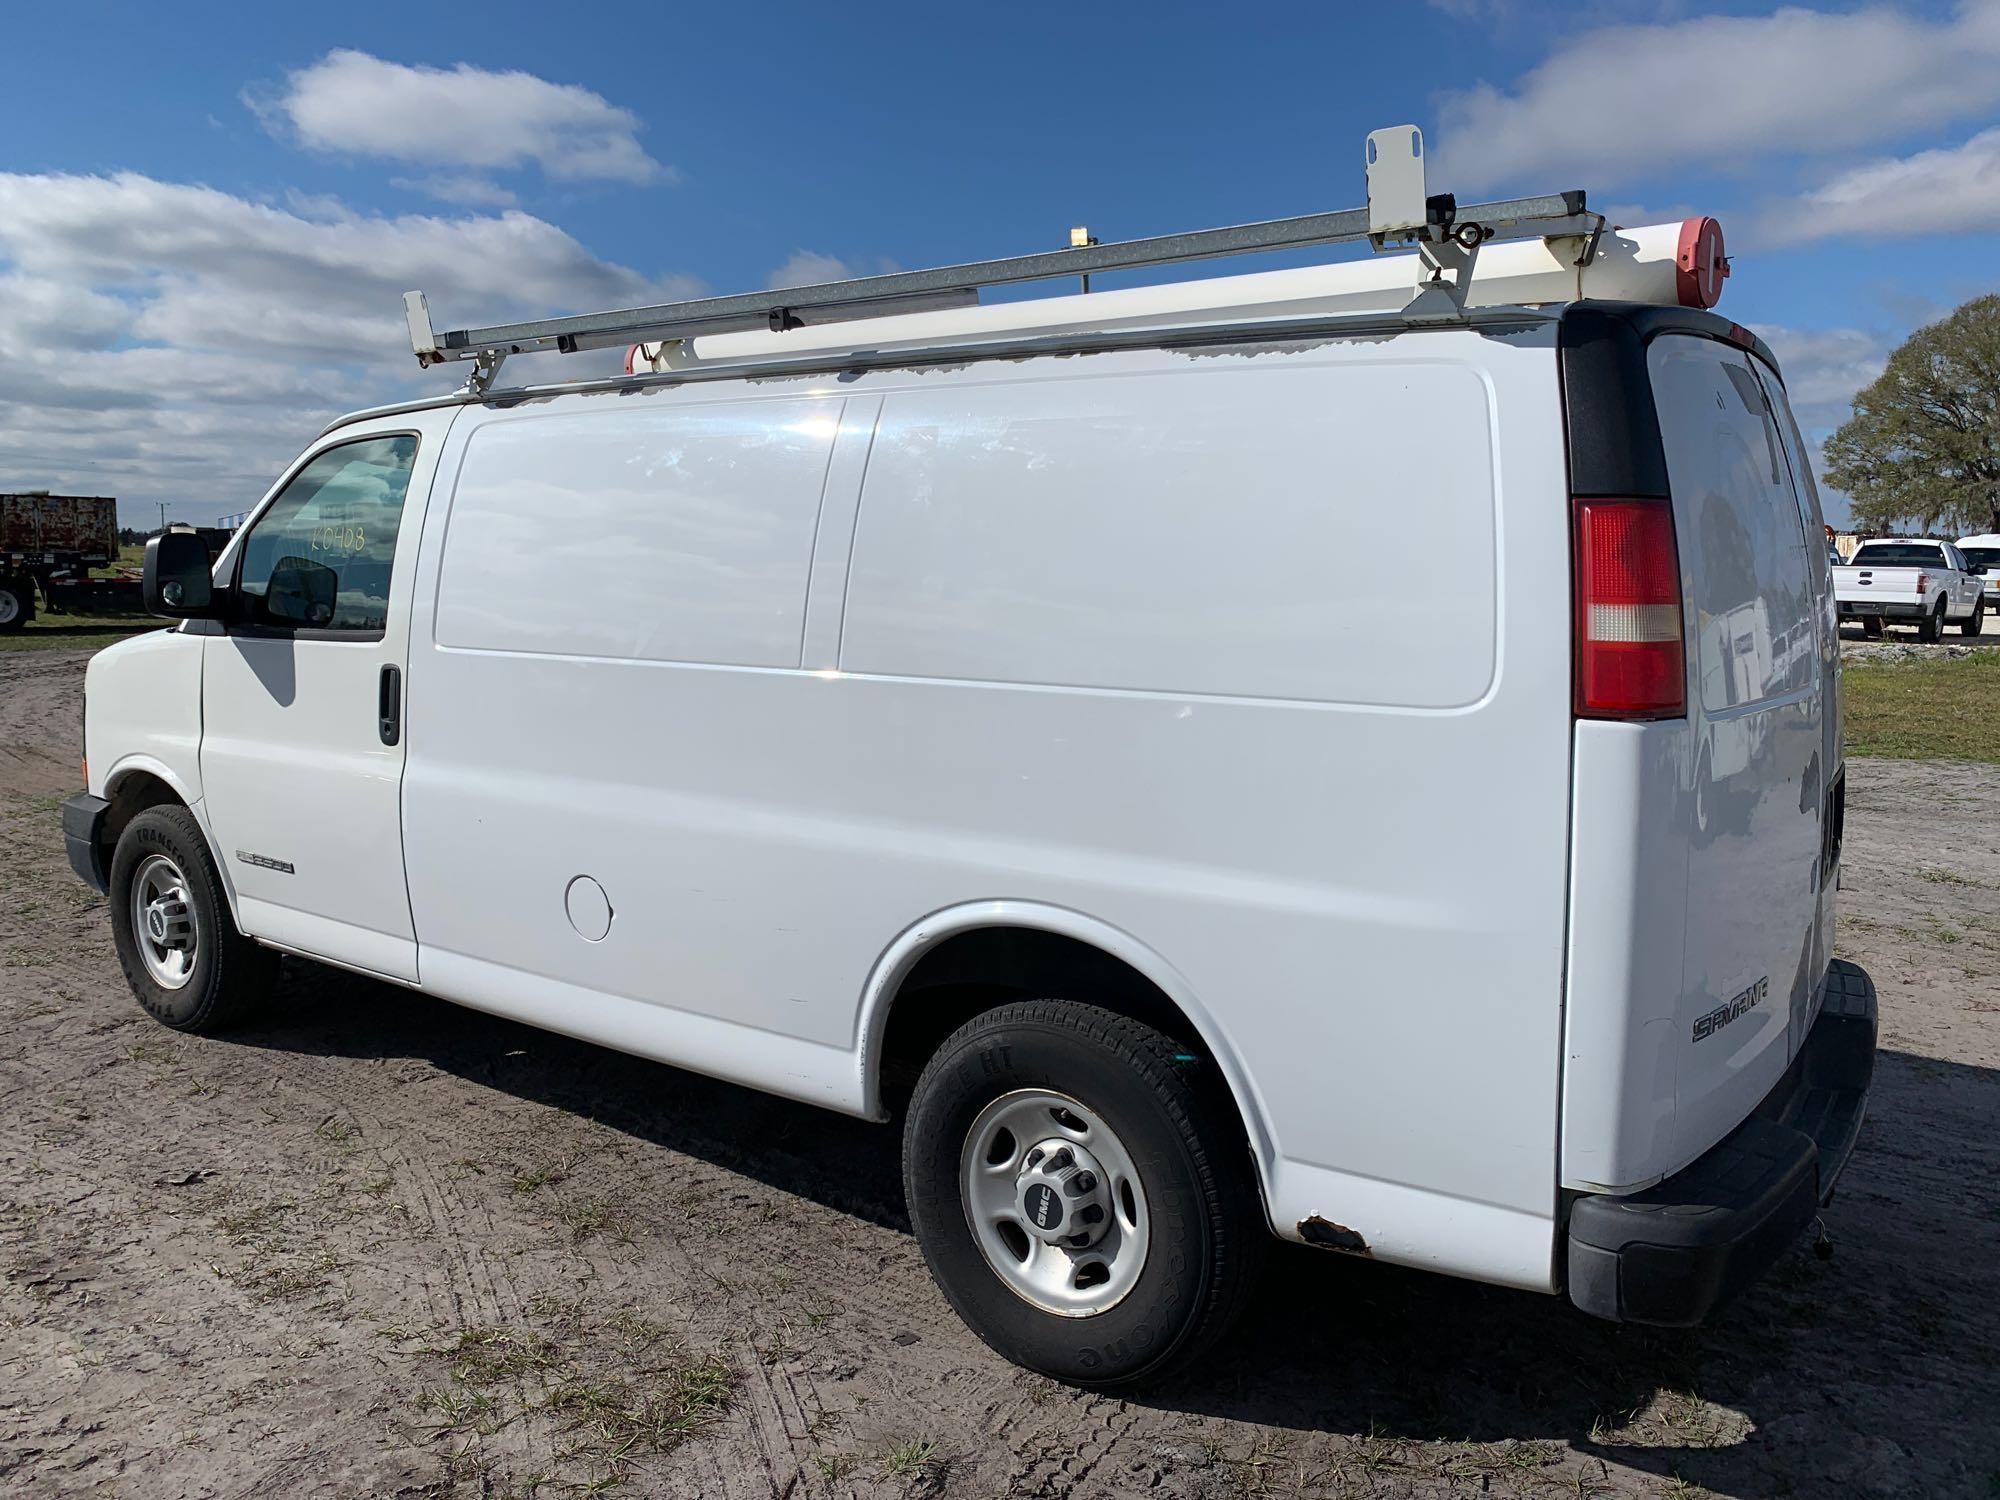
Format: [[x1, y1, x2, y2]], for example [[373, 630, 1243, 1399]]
[[1647, 337, 1815, 712], [1961, 547, 2000, 569], [236, 436, 419, 633], [1850, 543, 1946, 568]]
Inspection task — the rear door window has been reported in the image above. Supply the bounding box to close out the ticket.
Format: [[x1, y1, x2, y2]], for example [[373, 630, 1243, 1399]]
[[1648, 337, 1815, 712], [1850, 543, 1946, 568]]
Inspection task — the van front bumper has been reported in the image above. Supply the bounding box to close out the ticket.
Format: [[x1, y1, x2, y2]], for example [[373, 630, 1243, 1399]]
[[1565, 958, 1876, 1327], [62, 792, 111, 894]]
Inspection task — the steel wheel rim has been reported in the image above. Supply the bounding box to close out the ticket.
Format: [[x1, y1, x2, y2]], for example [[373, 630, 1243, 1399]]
[[960, 1088, 1150, 1317], [0, 590, 17, 626], [131, 853, 199, 990]]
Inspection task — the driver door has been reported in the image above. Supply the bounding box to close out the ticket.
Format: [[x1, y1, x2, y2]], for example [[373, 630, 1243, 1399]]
[[199, 412, 453, 981]]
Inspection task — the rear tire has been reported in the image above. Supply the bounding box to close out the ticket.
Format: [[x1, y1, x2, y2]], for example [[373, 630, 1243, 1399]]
[[1918, 603, 1945, 643], [1861, 616, 1884, 639], [1961, 603, 1984, 637], [109, 805, 277, 1033], [903, 1000, 1263, 1388], [0, 577, 30, 632]]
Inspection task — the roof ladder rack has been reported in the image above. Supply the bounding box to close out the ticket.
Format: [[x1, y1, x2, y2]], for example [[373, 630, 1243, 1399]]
[[406, 126, 1601, 394]]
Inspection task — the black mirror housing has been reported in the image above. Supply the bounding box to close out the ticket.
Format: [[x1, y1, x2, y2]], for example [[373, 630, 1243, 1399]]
[[142, 531, 218, 618]]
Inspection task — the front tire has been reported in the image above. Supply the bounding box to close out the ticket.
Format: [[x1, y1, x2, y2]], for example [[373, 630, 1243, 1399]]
[[109, 805, 277, 1032], [903, 1001, 1262, 1388]]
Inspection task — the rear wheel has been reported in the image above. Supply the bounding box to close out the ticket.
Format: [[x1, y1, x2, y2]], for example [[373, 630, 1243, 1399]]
[[903, 1000, 1262, 1388], [1861, 616, 1884, 639], [109, 805, 277, 1032], [1918, 603, 1945, 643], [0, 577, 30, 632], [1961, 603, 1984, 637]]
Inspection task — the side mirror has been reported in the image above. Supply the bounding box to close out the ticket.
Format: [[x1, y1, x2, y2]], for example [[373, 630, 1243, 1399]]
[[142, 531, 217, 618], [264, 554, 339, 628]]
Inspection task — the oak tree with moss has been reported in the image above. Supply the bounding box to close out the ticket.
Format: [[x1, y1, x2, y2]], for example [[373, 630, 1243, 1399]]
[[1825, 294, 2000, 537]]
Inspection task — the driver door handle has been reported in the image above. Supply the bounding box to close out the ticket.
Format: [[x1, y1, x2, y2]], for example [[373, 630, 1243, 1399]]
[[379, 664, 402, 746]]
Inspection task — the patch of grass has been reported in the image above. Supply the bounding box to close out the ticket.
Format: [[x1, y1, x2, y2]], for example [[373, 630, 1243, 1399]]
[[1844, 648, 2000, 762], [1917, 867, 1978, 886], [511, 1156, 575, 1196], [880, 1438, 939, 1480], [0, 613, 159, 654], [419, 1316, 733, 1493], [541, 1353, 732, 1455], [218, 1248, 341, 1303], [216, 1197, 297, 1243], [556, 1196, 633, 1244]]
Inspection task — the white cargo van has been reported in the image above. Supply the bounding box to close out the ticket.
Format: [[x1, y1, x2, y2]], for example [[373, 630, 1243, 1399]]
[[62, 138, 1873, 1386]]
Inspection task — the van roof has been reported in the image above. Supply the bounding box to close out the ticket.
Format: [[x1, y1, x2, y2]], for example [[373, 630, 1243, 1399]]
[[323, 292, 1768, 442]]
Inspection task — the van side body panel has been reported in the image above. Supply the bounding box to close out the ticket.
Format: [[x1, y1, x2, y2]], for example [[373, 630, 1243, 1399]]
[[398, 328, 1576, 1291]]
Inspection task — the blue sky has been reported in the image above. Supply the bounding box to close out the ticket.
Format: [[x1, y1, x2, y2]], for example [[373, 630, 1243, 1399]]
[[4, 1, 1998, 527]]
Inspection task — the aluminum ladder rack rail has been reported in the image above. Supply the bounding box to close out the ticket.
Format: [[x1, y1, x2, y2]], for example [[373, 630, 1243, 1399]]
[[405, 185, 1596, 388]]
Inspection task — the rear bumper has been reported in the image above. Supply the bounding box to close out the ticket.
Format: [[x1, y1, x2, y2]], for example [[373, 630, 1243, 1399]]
[[1838, 600, 1925, 619], [62, 791, 111, 894], [1565, 958, 1877, 1327]]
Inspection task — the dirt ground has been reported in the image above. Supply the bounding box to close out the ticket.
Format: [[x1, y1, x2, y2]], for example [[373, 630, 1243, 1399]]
[[2, 646, 1996, 1500]]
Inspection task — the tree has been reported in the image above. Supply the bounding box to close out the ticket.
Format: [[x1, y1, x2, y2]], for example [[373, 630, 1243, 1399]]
[[1824, 294, 2000, 537]]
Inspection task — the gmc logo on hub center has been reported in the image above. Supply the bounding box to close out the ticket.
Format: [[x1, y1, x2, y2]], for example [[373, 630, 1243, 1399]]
[[1025, 1183, 1062, 1231]]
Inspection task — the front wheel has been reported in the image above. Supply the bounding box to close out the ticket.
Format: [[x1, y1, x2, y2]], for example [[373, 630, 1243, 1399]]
[[903, 1001, 1262, 1387], [109, 805, 277, 1032]]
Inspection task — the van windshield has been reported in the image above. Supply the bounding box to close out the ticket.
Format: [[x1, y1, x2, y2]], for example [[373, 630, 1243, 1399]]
[[1961, 547, 2000, 570], [1850, 543, 1947, 568]]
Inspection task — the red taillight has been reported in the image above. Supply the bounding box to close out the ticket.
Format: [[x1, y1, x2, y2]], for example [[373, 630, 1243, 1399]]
[[1574, 498, 1686, 720], [1913, 571, 1928, 595]]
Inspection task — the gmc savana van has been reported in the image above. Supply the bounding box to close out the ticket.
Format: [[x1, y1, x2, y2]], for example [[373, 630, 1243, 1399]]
[[61, 154, 1874, 1386]]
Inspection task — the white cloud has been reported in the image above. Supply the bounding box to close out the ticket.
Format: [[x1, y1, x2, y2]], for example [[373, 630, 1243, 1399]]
[[767, 250, 853, 289], [766, 251, 903, 290], [1778, 126, 2000, 240], [257, 49, 670, 185], [1752, 322, 1898, 527], [1435, 2, 2000, 190], [0, 171, 697, 525], [1754, 324, 1892, 432]]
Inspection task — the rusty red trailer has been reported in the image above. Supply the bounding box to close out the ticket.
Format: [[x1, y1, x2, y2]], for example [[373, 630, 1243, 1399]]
[[1, 493, 121, 630]]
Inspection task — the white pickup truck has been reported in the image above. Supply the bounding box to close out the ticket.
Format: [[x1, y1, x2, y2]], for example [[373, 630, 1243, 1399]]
[[1834, 538, 1986, 640]]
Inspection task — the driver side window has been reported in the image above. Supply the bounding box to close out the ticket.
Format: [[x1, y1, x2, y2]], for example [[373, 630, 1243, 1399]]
[[235, 435, 419, 634]]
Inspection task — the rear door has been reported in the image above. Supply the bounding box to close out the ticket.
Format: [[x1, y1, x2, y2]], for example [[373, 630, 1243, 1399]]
[[1649, 335, 1827, 1166]]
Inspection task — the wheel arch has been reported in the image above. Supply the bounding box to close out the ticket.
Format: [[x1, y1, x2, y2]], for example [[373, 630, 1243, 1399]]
[[855, 901, 1276, 1187], [99, 759, 240, 919]]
